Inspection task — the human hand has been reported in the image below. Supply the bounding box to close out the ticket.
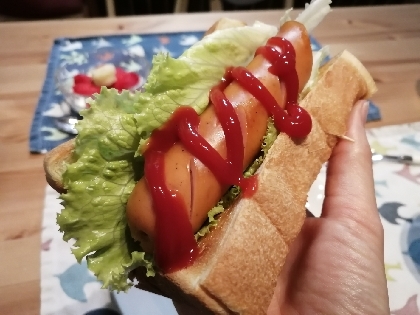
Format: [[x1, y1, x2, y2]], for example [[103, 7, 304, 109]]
[[267, 100, 390, 315]]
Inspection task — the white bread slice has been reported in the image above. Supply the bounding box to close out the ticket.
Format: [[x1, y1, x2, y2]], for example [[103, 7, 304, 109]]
[[133, 50, 377, 314]]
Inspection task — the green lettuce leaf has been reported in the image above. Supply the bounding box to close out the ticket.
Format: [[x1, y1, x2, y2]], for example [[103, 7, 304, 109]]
[[134, 22, 277, 144], [300, 46, 329, 100], [244, 118, 277, 177], [195, 205, 224, 241], [58, 88, 154, 291]]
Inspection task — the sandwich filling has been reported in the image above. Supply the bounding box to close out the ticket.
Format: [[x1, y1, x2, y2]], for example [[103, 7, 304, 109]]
[[58, 0, 331, 291], [145, 35, 314, 273]]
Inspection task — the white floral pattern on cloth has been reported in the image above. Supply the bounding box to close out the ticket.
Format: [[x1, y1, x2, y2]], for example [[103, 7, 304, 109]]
[[41, 186, 118, 315], [41, 122, 420, 314], [370, 123, 420, 313], [30, 33, 381, 154]]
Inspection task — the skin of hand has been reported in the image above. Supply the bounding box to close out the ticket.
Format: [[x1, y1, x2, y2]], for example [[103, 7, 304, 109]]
[[267, 100, 390, 315]]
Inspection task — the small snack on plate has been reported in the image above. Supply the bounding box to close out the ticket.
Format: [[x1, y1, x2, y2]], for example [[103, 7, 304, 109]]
[[73, 64, 139, 96]]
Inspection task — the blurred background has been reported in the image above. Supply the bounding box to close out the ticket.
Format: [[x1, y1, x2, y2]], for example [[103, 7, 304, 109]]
[[0, 0, 419, 21]]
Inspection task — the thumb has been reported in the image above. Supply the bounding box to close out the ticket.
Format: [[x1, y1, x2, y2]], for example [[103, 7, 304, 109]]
[[321, 101, 380, 230]]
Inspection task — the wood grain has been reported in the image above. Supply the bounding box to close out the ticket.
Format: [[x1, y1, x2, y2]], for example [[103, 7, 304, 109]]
[[0, 4, 419, 315]]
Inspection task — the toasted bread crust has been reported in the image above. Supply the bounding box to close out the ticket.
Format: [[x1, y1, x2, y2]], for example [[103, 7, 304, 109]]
[[204, 18, 247, 36], [43, 138, 75, 193], [44, 49, 376, 314]]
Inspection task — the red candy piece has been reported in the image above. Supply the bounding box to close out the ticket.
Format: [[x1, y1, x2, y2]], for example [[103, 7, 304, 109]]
[[73, 74, 92, 85], [112, 70, 139, 91], [115, 67, 125, 79], [73, 82, 101, 96]]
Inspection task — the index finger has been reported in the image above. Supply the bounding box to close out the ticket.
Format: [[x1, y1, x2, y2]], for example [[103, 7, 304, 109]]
[[321, 101, 380, 230]]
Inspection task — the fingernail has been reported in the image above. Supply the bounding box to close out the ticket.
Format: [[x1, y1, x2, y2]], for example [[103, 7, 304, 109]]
[[359, 100, 369, 124]]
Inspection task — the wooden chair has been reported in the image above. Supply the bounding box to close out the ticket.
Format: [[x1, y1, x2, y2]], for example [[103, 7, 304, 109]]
[[104, 0, 295, 16], [105, 0, 116, 16], [174, 0, 295, 12]]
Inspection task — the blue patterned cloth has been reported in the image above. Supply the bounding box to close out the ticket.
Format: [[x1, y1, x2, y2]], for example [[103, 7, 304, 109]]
[[29, 32, 381, 153]]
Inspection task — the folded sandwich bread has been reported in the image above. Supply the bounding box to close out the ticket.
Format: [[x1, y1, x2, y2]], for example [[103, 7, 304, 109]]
[[133, 50, 376, 315], [43, 2, 376, 314]]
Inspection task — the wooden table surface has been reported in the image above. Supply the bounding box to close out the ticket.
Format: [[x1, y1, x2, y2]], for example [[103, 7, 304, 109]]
[[0, 4, 419, 314]]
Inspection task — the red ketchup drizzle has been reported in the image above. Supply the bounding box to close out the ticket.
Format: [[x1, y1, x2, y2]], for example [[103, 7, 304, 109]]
[[143, 36, 312, 273], [143, 109, 202, 273], [241, 36, 312, 138]]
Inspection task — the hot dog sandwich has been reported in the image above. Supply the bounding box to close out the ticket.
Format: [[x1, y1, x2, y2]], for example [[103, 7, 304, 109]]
[[44, 0, 377, 313]]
